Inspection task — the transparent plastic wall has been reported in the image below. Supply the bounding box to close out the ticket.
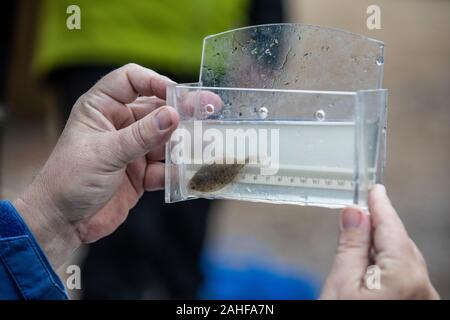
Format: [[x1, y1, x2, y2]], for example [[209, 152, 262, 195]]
[[355, 89, 388, 207], [165, 85, 387, 208], [165, 24, 387, 209], [200, 24, 384, 91]]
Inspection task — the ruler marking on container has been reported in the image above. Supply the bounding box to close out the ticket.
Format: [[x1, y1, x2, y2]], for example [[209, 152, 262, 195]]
[[185, 170, 356, 191]]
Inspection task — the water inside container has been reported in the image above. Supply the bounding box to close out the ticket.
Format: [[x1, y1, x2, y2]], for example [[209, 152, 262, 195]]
[[171, 119, 378, 208]]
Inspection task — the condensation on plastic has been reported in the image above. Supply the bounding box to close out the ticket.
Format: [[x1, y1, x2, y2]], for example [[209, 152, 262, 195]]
[[200, 23, 384, 90]]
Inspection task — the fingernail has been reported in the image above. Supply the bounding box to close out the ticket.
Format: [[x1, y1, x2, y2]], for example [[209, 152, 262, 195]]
[[341, 207, 362, 230], [372, 184, 386, 196], [155, 108, 172, 131]]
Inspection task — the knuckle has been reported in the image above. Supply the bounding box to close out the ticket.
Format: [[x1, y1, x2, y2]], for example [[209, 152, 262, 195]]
[[391, 258, 431, 298], [131, 120, 149, 150], [124, 62, 140, 71], [72, 93, 88, 111], [338, 234, 366, 251], [406, 271, 429, 297]]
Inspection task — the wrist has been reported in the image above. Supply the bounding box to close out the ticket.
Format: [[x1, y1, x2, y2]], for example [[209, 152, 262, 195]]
[[13, 178, 81, 269]]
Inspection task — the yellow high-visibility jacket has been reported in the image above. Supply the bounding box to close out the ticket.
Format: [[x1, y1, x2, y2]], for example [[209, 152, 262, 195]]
[[34, 0, 249, 77]]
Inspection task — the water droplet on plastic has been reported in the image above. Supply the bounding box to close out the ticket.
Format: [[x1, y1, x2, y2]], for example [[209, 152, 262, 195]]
[[314, 109, 326, 121], [257, 106, 268, 119], [376, 57, 384, 66]]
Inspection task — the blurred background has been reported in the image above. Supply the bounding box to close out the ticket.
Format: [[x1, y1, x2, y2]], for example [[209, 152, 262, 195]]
[[1, 0, 449, 299]]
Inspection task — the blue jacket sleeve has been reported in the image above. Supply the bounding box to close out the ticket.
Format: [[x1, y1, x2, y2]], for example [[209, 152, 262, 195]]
[[0, 200, 68, 299]]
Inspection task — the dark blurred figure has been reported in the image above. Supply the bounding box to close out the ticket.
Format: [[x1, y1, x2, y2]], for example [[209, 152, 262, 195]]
[[34, 0, 283, 299], [0, 1, 17, 196], [0, 2, 16, 102]]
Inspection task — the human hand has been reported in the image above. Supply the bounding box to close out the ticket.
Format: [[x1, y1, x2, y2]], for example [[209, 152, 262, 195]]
[[320, 185, 439, 299], [14, 64, 179, 268]]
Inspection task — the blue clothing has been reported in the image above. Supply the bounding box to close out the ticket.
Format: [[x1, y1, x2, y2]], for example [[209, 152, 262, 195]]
[[0, 201, 68, 299]]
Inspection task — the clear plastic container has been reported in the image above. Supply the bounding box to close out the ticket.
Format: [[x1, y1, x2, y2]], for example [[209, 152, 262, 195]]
[[165, 24, 387, 209]]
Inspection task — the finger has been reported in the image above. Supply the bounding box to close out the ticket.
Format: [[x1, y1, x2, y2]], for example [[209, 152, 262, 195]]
[[128, 96, 167, 120], [112, 96, 167, 130], [324, 206, 372, 292], [94, 63, 175, 104], [179, 90, 223, 117], [146, 144, 166, 161], [369, 184, 411, 255], [143, 161, 165, 191], [114, 106, 179, 165], [369, 185, 405, 230]]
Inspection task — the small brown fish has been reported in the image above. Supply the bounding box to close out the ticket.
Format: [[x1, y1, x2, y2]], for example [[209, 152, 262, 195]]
[[188, 159, 248, 193]]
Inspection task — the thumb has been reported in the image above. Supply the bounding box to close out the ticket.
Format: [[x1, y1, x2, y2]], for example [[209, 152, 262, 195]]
[[114, 106, 179, 164], [322, 207, 371, 297]]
